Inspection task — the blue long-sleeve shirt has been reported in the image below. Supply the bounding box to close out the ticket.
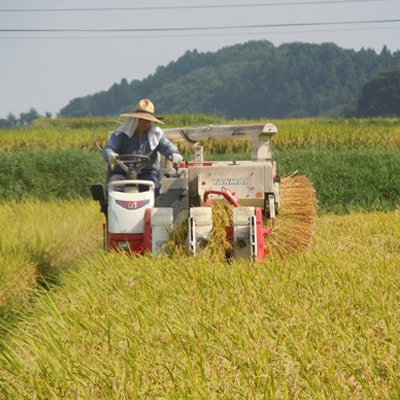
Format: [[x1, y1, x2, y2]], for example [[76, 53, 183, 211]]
[[103, 125, 180, 177]]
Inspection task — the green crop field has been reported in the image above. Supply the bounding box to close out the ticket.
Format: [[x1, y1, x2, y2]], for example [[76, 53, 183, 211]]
[[1, 117, 400, 399]]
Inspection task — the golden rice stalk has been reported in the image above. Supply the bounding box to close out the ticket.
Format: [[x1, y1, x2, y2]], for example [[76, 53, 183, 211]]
[[203, 201, 233, 260], [165, 201, 233, 260], [163, 220, 188, 257], [266, 174, 318, 257]]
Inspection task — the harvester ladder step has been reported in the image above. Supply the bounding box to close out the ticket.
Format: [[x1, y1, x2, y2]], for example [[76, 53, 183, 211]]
[[249, 214, 258, 260], [233, 207, 258, 260], [187, 207, 213, 255], [268, 194, 276, 220], [151, 208, 173, 255]]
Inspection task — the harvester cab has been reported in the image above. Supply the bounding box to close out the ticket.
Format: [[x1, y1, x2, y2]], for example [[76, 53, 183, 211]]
[[91, 123, 316, 261]]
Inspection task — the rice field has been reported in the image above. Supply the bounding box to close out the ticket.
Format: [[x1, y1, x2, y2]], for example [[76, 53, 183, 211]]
[[1, 205, 400, 399], [1, 117, 400, 398], [1, 116, 400, 152], [0, 200, 102, 320]]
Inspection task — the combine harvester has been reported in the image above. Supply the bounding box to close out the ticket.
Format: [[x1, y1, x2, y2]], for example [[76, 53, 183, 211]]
[[91, 123, 317, 261]]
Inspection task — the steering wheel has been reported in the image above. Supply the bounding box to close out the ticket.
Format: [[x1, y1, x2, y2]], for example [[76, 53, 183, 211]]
[[116, 154, 150, 174]]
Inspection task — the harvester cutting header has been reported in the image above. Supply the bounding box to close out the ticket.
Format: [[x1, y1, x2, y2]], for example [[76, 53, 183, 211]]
[[91, 121, 317, 261]]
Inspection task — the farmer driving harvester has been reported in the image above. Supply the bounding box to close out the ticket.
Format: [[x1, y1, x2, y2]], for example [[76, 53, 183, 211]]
[[91, 106, 317, 258], [103, 98, 183, 195]]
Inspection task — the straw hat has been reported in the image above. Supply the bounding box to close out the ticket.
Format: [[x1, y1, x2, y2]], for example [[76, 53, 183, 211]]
[[120, 98, 164, 124]]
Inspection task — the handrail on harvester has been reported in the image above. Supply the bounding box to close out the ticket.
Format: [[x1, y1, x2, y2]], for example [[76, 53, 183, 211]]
[[164, 122, 278, 163], [163, 123, 277, 143]]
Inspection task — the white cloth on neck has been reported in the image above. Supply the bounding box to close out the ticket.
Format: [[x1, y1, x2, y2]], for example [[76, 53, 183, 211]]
[[114, 118, 163, 151]]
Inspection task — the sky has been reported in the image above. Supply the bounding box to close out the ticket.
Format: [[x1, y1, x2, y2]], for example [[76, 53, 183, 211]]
[[0, 0, 399, 119]]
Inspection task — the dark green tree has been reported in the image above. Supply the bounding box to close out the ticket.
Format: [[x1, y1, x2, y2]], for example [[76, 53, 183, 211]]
[[19, 108, 41, 126], [58, 40, 400, 118], [356, 66, 400, 117], [0, 109, 43, 129]]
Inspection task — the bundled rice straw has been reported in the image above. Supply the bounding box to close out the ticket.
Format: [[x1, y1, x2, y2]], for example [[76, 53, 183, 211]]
[[265, 174, 318, 257]]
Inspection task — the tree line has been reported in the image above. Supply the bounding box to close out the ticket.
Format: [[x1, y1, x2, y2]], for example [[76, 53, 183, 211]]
[[2, 40, 399, 127], [59, 40, 400, 120], [0, 109, 52, 129]]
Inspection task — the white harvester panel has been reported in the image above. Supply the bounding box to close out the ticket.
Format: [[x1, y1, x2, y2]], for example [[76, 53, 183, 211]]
[[151, 208, 173, 254], [188, 161, 274, 206], [108, 180, 155, 234], [187, 207, 213, 254], [233, 207, 257, 260]]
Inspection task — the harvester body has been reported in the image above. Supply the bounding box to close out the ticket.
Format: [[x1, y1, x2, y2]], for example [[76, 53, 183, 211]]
[[92, 123, 282, 261]]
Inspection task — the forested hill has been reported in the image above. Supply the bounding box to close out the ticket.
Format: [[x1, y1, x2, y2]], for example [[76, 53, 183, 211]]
[[59, 40, 400, 119]]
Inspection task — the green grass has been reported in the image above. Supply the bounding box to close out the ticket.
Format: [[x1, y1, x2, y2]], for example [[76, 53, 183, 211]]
[[275, 148, 400, 213], [0, 149, 104, 200], [2, 147, 400, 213]]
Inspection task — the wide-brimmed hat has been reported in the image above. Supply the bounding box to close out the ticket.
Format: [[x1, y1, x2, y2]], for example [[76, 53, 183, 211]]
[[120, 98, 164, 124]]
